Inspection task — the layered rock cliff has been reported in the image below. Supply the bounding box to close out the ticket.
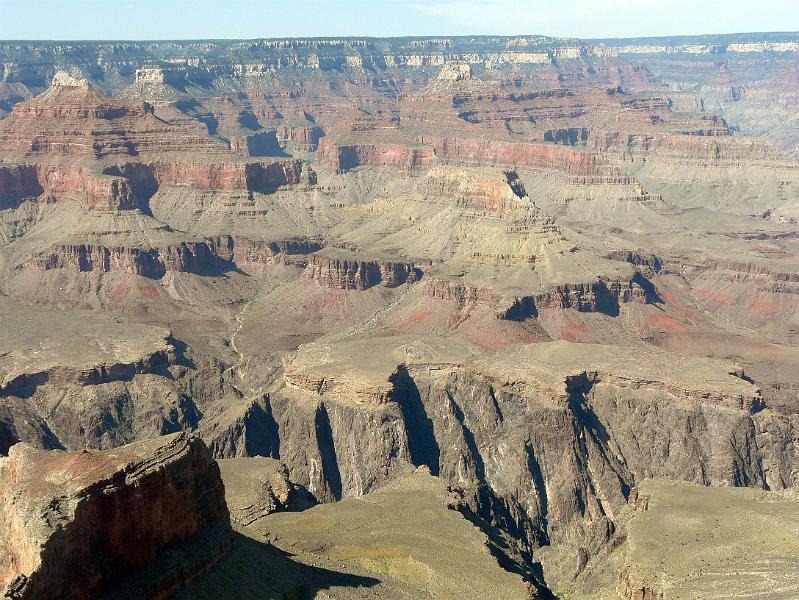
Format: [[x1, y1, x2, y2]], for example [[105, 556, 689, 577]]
[[0, 72, 226, 159], [256, 337, 798, 554], [303, 254, 418, 290], [0, 433, 230, 600]]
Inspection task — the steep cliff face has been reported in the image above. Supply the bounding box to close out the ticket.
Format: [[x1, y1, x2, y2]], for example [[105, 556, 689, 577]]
[[429, 136, 608, 175], [22, 240, 234, 278], [0, 433, 230, 600], [317, 138, 437, 173], [420, 165, 532, 214], [0, 158, 311, 216], [0, 164, 139, 211], [316, 136, 612, 176], [422, 278, 503, 311], [217, 457, 316, 526], [590, 130, 787, 162], [424, 276, 649, 319], [504, 278, 650, 317], [245, 337, 798, 567], [0, 297, 213, 454], [215, 236, 324, 269], [303, 255, 418, 290]]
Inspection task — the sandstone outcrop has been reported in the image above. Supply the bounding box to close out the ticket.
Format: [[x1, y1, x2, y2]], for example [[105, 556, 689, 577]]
[[0, 433, 230, 599]]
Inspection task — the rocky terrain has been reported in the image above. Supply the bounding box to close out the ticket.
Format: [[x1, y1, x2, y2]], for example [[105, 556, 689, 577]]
[[1, 31, 798, 598], [0, 433, 230, 599]]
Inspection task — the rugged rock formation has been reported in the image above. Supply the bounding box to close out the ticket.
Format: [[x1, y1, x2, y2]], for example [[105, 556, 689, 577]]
[[303, 254, 418, 290], [504, 278, 650, 317], [24, 240, 229, 278], [424, 276, 649, 319], [0, 296, 206, 453], [217, 457, 316, 525], [1, 34, 797, 97], [0, 72, 226, 159], [420, 166, 531, 214], [0, 158, 311, 210], [0, 164, 139, 211], [268, 336, 797, 563], [0, 296, 174, 398], [0, 32, 798, 600], [430, 136, 607, 174], [0, 433, 230, 599], [576, 479, 799, 600], [590, 130, 787, 162], [250, 468, 535, 599], [214, 236, 324, 268]]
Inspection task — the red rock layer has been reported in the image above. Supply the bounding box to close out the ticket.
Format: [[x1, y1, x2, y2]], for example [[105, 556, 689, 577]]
[[0, 158, 312, 211], [589, 130, 786, 161], [0, 78, 226, 159], [0, 433, 229, 600], [273, 125, 325, 150], [317, 136, 610, 176], [429, 137, 605, 174], [316, 139, 437, 173], [0, 163, 137, 210]]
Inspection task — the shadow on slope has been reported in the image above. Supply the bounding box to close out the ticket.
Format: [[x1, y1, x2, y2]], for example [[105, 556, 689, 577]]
[[177, 532, 380, 600], [108, 522, 379, 600]]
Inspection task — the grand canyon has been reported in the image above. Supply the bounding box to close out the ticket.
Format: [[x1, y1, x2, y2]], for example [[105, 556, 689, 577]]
[[1, 30, 799, 599]]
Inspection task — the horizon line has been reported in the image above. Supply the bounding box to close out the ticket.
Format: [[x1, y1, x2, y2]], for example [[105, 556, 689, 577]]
[[1, 30, 798, 44]]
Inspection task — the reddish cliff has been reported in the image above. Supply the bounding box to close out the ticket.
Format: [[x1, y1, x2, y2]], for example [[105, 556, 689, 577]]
[[0, 158, 312, 212], [0, 433, 230, 600], [0, 73, 227, 159], [0, 164, 138, 211], [317, 138, 437, 173], [429, 136, 605, 174]]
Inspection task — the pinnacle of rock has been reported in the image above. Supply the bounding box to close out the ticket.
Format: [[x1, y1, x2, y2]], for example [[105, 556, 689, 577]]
[[437, 61, 473, 82], [50, 70, 91, 89]]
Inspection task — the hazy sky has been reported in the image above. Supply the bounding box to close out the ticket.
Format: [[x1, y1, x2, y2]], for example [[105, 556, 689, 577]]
[[1, 0, 797, 40]]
